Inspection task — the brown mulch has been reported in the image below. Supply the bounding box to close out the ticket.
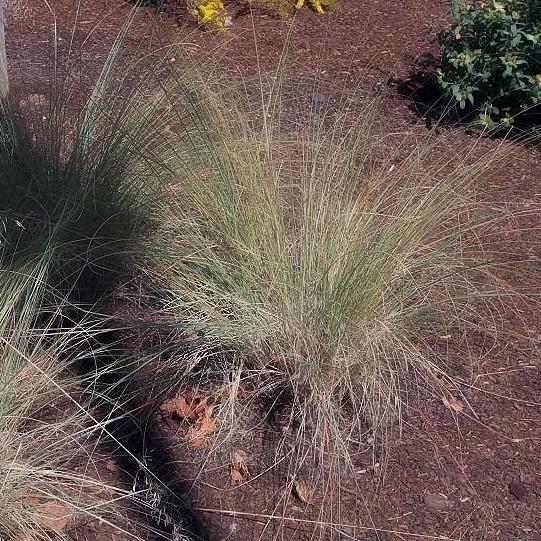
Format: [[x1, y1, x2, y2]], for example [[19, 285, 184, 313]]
[[6, 1, 541, 540]]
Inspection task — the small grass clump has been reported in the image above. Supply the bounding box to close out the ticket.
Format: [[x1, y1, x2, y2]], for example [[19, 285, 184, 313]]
[[0, 256, 132, 540], [143, 76, 500, 459]]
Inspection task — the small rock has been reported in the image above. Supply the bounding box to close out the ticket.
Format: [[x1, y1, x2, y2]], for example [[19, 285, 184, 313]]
[[424, 492, 453, 512], [311, 91, 327, 104]]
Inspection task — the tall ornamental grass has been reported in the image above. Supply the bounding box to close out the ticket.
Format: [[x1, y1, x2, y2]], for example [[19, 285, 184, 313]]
[[142, 74, 502, 458], [0, 21, 177, 539], [0, 31, 170, 306]]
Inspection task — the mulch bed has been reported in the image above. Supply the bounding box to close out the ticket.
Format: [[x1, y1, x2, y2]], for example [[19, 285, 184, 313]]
[[6, 1, 541, 540]]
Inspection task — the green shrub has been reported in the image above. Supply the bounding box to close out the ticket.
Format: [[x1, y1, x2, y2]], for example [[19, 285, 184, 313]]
[[438, 0, 541, 127]]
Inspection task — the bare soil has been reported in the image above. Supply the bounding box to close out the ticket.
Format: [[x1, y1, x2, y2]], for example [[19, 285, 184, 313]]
[[6, 1, 541, 540]]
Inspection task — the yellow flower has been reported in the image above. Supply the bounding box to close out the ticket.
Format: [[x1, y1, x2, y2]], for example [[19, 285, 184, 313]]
[[493, 1, 505, 13], [310, 0, 325, 13], [296, 0, 330, 14], [535, 74, 541, 86], [192, 0, 225, 29], [457, 51, 475, 65]]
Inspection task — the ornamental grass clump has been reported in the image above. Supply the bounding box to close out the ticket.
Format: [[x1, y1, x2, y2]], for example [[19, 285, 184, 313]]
[[143, 73, 501, 458], [0, 31, 169, 307], [0, 23, 179, 539], [0, 255, 133, 540]]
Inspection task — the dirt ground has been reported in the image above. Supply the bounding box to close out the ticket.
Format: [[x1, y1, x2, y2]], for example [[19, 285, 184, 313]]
[[5, 1, 541, 540]]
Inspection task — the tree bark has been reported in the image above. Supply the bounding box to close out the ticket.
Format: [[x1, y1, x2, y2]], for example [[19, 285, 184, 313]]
[[0, 0, 9, 98]]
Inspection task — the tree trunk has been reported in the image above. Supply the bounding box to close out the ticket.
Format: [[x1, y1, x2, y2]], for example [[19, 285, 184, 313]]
[[0, 0, 8, 99]]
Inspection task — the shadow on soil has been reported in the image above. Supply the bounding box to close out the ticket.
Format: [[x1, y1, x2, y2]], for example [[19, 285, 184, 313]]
[[79, 323, 211, 541]]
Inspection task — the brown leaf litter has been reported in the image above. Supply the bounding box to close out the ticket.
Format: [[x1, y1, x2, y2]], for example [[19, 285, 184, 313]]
[[442, 395, 465, 413], [291, 477, 314, 505], [159, 390, 218, 447]]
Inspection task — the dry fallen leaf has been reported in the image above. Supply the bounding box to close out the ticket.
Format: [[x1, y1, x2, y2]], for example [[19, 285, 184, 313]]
[[442, 396, 464, 413], [292, 477, 313, 505], [159, 393, 207, 421], [186, 407, 218, 448], [230, 450, 249, 484], [160, 390, 218, 447], [230, 467, 244, 484]]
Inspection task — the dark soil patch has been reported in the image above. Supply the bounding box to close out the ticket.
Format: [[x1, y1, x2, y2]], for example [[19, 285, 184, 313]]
[[6, 1, 541, 540]]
